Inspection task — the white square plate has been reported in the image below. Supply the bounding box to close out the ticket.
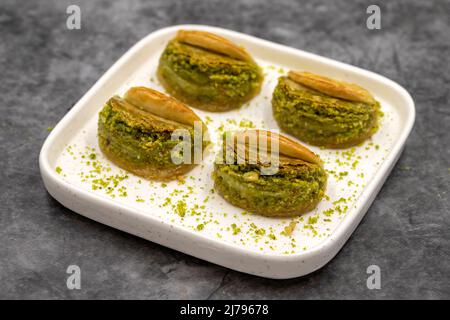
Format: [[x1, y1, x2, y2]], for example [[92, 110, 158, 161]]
[[39, 25, 415, 279]]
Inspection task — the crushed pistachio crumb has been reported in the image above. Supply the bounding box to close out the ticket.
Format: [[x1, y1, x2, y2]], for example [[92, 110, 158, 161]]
[[281, 221, 298, 236]]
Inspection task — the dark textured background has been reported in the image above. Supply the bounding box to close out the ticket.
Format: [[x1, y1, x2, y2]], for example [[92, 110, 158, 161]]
[[1, 0, 449, 299]]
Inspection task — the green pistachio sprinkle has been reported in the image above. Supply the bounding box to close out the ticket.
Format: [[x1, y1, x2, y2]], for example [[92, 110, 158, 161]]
[[175, 200, 187, 217], [231, 223, 241, 235]]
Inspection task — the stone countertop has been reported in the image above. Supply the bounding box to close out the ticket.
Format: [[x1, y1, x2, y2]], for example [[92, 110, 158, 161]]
[[1, 0, 449, 299]]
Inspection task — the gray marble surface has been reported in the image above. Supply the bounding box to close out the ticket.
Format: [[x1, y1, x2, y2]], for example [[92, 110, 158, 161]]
[[1, 0, 449, 299]]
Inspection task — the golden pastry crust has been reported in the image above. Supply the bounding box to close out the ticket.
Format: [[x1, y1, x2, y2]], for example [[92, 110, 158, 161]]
[[288, 71, 375, 104]]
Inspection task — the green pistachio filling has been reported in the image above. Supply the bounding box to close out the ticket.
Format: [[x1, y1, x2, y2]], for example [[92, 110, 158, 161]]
[[213, 157, 327, 216], [158, 40, 263, 110], [98, 99, 193, 169], [272, 77, 380, 148]]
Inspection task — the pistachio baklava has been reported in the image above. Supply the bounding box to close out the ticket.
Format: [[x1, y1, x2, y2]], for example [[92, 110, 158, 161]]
[[213, 130, 327, 217], [98, 86, 208, 180], [157, 30, 264, 111], [272, 71, 380, 148]]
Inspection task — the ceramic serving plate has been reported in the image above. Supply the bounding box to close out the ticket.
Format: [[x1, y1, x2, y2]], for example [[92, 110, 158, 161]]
[[39, 25, 415, 279]]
